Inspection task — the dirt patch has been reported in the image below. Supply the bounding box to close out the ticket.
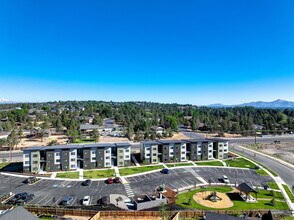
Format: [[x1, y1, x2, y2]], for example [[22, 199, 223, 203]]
[[247, 142, 294, 165], [193, 191, 234, 208]]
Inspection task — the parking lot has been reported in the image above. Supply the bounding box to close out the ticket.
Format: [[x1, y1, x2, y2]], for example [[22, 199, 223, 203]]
[[126, 167, 272, 196], [0, 166, 273, 207], [0, 175, 126, 207]]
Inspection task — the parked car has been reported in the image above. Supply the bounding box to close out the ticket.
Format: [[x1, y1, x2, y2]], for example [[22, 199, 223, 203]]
[[60, 196, 74, 206], [106, 177, 113, 184], [15, 193, 34, 204], [113, 177, 121, 183], [23, 177, 38, 184], [222, 175, 230, 183], [7, 192, 34, 205], [81, 179, 91, 186], [82, 196, 90, 206], [161, 168, 170, 174]]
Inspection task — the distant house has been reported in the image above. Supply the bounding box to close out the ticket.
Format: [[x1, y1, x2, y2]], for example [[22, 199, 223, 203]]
[[151, 126, 164, 135], [31, 127, 51, 138], [79, 124, 100, 134]]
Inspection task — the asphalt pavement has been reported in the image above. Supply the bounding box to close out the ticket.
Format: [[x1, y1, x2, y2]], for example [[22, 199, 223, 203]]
[[231, 145, 294, 189]]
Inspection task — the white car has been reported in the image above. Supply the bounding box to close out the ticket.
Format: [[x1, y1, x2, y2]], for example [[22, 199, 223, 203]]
[[222, 175, 230, 183], [82, 196, 90, 206]]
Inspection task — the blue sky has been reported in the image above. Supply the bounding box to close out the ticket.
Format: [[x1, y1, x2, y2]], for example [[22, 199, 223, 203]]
[[0, 0, 293, 105]]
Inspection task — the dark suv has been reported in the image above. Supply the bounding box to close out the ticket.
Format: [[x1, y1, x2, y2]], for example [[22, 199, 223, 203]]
[[8, 192, 34, 205], [81, 179, 91, 186], [161, 168, 170, 174]]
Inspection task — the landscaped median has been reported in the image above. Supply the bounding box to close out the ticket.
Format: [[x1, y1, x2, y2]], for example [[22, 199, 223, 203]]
[[282, 184, 294, 203], [119, 165, 164, 176], [166, 163, 194, 168], [195, 161, 224, 166], [176, 186, 289, 210], [83, 169, 115, 179], [56, 171, 79, 179]]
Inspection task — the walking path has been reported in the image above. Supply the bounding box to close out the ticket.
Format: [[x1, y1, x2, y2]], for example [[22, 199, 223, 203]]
[[188, 160, 197, 166], [160, 163, 168, 169], [131, 155, 140, 167], [78, 169, 83, 180]]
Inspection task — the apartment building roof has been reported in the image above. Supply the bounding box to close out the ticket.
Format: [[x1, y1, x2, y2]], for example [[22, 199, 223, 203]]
[[141, 140, 160, 145], [115, 142, 131, 147], [157, 140, 186, 144], [23, 142, 122, 152], [207, 138, 229, 142], [182, 138, 210, 143]]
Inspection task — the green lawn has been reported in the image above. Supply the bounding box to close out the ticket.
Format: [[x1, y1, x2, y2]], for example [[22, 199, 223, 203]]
[[166, 163, 194, 168], [83, 169, 115, 179], [225, 158, 257, 169], [256, 169, 269, 176], [56, 172, 79, 179], [251, 189, 284, 200], [176, 186, 289, 210], [119, 165, 164, 176], [281, 217, 294, 220], [267, 182, 279, 190], [230, 151, 278, 177], [73, 138, 96, 143], [195, 161, 224, 166], [282, 184, 294, 203]]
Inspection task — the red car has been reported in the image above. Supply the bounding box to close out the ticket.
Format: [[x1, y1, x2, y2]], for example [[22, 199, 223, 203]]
[[106, 177, 113, 184]]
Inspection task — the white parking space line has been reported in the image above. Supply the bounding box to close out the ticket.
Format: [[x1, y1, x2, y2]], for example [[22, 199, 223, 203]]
[[242, 170, 245, 174], [34, 195, 51, 205], [43, 197, 53, 206], [52, 197, 62, 206], [26, 195, 42, 205], [168, 183, 178, 189], [185, 179, 195, 185], [143, 175, 150, 180], [72, 181, 81, 188], [71, 196, 78, 206]]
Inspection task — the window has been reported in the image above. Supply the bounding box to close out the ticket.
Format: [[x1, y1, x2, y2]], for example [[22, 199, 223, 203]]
[[106, 156, 110, 159], [106, 162, 110, 165], [91, 151, 96, 155], [119, 150, 123, 153], [92, 157, 96, 161], [71, 165, 75, 168], [56, 159, 60, 163], [219, 150, 223, 152], [32, 167, 38, 171], [209, 155, 212, 158], [119, 162, 123, 165], [181, 146, 185, 149], [119, 156, 123, 159], [55, 152, 60, 157], [224, 149, 227, 152], [209, 150, 212, 153], [181, 157, 185, 160], [24, 154, 29, 158], [33, 161, 38, 164], [25, 161, 29, 165], [152, 147, 157, 151], [170, 146, 174, 150], [71, 152, 75, 155], [146, 147, 150, 150], [152, 153, 156, 156], [106, 150, 110, 154], [125, 155, 130, 158], [125, 149, 129, 152], [33, 154, 38, 158], [153, 159, 157, 162], [146, 154, 150, 157], [71, 158, 75, 162]]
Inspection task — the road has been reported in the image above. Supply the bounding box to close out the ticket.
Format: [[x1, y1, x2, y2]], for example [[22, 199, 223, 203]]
[[231, 145, 294, 188], [0, 150, 22, 162]]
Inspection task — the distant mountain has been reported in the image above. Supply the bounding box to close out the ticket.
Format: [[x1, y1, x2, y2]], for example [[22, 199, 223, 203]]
[[208, 99, 294, 109], [0, 98, 15, 104]]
